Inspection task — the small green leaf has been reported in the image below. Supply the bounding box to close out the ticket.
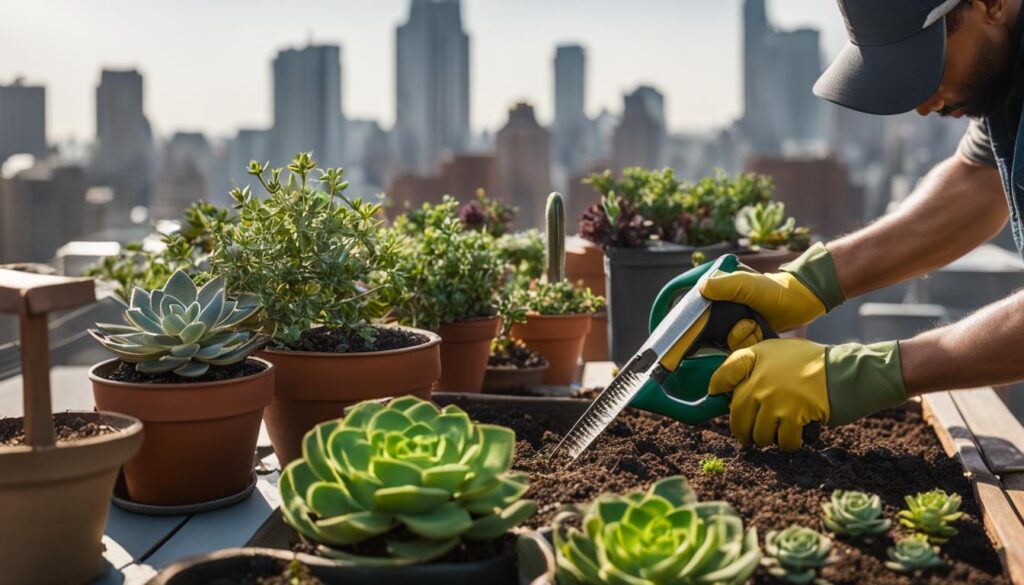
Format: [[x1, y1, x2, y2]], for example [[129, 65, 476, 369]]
[[374, 486, 450, 514], [398, 503, 472, 539], [464, 499, 538, 541]]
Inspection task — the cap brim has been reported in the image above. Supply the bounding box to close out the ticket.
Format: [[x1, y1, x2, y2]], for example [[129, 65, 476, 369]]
[[813, 18, 946, 115]]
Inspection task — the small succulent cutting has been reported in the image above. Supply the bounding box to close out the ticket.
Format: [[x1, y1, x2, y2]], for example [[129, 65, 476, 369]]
[[898, 489, 963, 544], [821, 490, 891, 539], [279, 396, 536, 565], [553, 476, 761, 585], [885, 535, 944, 574], [762, 525, 836, 585], [700, 455, 726, 475], [89, 270, 265, 377]]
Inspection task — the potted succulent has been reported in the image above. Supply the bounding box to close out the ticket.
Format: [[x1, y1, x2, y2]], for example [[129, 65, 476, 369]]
[[0, 269, 143, 585], [210, 153, 441, 464], [482, 299, 549, 394], [579, 169, 809, 363], [510, 193, 604, 385], [88, 269, 274, 506], [392, 197, 505, 393]]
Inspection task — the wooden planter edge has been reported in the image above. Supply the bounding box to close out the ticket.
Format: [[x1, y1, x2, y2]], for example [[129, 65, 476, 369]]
[[922, 389, 1024, 584]]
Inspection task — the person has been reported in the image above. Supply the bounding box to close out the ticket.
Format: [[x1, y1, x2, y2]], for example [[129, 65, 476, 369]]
[[701, 0, 1024, 452]]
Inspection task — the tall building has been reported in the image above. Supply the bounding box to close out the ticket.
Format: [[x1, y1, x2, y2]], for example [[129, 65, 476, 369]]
[[496, 102, 551, 230], [0, 161, 87, 263], [92, 69, 153, 214], [0, 79, 46, 165], [396, 0, 470, 174], [271, 44, 344, 168], [612, 86, 666, 171], [152, 132, 213, 220], [745, 154, 855, 238], [388, 153, 497, 213], [742, 0, 823, 153], [553, 45, 588, 173]]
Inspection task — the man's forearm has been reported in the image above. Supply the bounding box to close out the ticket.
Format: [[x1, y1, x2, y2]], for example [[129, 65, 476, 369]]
[[900, 290, 1024, 395], [827, 154, 1006, 299]]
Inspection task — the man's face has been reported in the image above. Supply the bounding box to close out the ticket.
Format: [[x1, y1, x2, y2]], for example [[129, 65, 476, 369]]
[[915, 1, 1015, 118]]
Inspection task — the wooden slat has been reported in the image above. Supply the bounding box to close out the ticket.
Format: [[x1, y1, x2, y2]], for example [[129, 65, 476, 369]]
[[921, 392, 994, 478], [951, 388, 1024, 473], [0, 269, 95, 315], [1003, 473, 1024, 525], [974, 474, 1024, 585]]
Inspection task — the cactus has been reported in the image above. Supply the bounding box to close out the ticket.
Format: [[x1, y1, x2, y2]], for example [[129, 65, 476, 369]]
[[546, 192, 566, 283]]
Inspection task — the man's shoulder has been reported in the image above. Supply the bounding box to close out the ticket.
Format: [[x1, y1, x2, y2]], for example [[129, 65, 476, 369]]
[[958, 118, 997, 168]]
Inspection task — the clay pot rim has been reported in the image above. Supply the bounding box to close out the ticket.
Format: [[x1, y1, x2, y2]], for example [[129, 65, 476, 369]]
[[485, 363, 549, 373], [0, 410, 142, 456], [523, 312, 595, 320], [261, 326, 441, 359], [88, 356, 275, 390]]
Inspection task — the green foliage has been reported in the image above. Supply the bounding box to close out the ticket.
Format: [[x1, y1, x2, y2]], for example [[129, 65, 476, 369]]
[[735, 202, 796, 249], [898, 489, 963, 544], [682, 172, 774, 247], [210, 153, 404, 347], [821, 490, 891, 539], [546, 192, 566, 283], [458, 189, 517, 237], [89, 270, 265, 377], [700, 455, 726, 475], [278, 396, 536, 565], [87, 201, 232, 302], [762, 525, 836, 585], [885, 535, 943, 573], [496, 229, 546, 288], [510, 280, 604, 316], [553, 476, 761, 585], [391, 198, 504, 331]]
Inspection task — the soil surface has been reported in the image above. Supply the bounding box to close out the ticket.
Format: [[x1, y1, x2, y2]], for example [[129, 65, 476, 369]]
[[464, 401, 1008, 585], [0, 412, 120, 446], [285, 326, 428, 354], [488, 337, 548, 370], [101, 358, 267, 384]]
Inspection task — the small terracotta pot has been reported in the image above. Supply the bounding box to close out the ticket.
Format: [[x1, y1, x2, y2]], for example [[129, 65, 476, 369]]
[[437, 316, 501, 393], [565, 240, 606, 297], [510, 314, 592, 385], [482, 363, 549, 394], [259, 327, 441, 465], [581, 312, 609, 362], [90, 358, 274, 506], [0, 411, 142, 585]]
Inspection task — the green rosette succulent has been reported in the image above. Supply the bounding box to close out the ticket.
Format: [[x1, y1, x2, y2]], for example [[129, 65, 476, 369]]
[[89, 270, 265, 377], [762, 525, 836, 585], [553, 476, 761, 585], [898, 489, 963, 543], [278, 396, 537, 565], [821, 490, 891, 539], [885, 535, 944, 573]]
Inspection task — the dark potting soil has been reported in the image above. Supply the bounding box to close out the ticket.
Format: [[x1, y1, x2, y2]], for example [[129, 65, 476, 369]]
[[0, 412, 119, 447], [285, 326, 428, 354], [290, 529, 516, 565], [488, 339, 548, 369], [464, 401, 1009, 585], [100, 358, 267, 384], [190, 558, 323, 585]]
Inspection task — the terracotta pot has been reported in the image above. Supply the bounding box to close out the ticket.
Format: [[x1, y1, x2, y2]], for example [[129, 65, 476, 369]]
[[437, 316, 501, 393], [0, 411, 142, 585], [581, 312, 609, 362], [90, 357, 274, 506], [510, 314, 592, 385], [565, 239, 606, 297], [259, 327, 441, 465], [482, 363, 549, 394]]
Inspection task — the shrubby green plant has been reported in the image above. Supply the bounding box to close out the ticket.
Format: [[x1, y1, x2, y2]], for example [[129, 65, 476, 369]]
[[510, 281, 604, 316], [210, 153, 404, 347], [391, 197, 504, 331], [458, 189, 517, 238], [496, 230, 546, 287], [821, 490, 890, 539], [762, 525, 836, 585], [898, 489, 963, 544], [885, 535, 944, 573], [553, 476, 760, 585], [700, 455, 726, 475], [279, 396, 536, 565], [89, 270, 265, 377]]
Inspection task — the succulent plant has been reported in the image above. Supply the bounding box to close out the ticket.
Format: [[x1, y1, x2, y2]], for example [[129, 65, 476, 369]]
[[278, 396, 537, 565], [821, 490, 891, 539], [762, 525, 836, 585], [885, 535, 944, 573], [553, 476, 761, 585], [546, 192, 566, 284], [89, 270, 265, 377], [898, 489, 963, 543], [735, 201, 796, 249], [700, 455, 726, 475]]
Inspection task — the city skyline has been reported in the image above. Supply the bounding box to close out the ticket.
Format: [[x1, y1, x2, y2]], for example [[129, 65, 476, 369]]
[[2, 0, 847, 143]]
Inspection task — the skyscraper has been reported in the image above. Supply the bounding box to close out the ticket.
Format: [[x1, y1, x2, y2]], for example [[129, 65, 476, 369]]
[[496, 102, 551, 230], [1, 162, 87, 263], [271, 44, 344, 169], [92, 69, 153, 213], [553, 45, 588, 173], [0, 79, 46, 166], [612, 86, 666, 171], [152, 132, 213, 220], [396, 0, 470, 174]]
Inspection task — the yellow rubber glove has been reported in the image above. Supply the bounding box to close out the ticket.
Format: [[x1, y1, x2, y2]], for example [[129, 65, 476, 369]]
[[708, 338, 907, 452]]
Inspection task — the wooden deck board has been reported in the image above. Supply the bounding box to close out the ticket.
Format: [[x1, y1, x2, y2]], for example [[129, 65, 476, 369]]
[[952, 388, 1024, 473], [922, 392, 994, 478], [974, 474, 1024, 585], [1003, 473, 1024, 525]]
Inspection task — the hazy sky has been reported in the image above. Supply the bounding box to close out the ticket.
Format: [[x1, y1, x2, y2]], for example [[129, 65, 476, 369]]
[[0, 0, 849, 142]]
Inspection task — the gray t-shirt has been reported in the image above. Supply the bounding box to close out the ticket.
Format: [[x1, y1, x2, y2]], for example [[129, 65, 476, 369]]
[[958, 119, 998, 167]]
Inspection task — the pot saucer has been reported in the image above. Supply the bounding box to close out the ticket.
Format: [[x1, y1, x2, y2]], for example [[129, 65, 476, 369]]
[[111, 471, 258, 516]]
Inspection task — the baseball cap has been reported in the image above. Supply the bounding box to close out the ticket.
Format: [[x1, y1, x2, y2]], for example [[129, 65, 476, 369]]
[[813, 0, 962, 115]]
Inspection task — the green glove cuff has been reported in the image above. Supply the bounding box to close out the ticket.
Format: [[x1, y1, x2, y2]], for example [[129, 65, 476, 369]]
[[824, 341, 907, 426], [780, 242, 846, 312]]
